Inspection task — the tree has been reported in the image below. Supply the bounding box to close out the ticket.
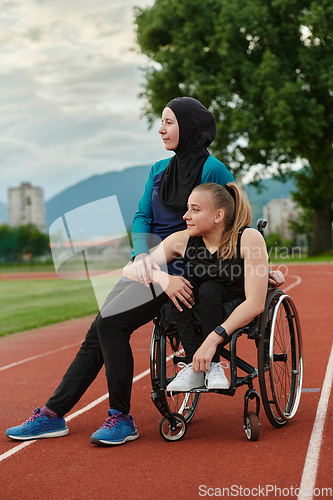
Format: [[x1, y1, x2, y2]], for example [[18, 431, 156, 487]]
[[135, 0, 333, 254], [288, 204, 314, 249], [0, 225, 17, 262], [13, 224, 50, 262]]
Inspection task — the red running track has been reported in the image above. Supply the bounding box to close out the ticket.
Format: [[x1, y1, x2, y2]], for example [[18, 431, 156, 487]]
[[0, 264, 332, 500]]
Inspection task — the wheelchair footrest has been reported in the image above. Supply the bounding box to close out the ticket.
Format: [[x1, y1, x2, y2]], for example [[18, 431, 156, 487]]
[[167, 387, 235, 396], [173, 355, 191, 365]]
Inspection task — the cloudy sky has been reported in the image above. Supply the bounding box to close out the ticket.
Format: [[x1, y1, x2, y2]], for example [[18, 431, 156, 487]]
[[0, 0, 166, 203]]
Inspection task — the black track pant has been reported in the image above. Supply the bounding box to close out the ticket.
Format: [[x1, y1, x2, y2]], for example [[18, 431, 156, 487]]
[[171, 279, 243, 363], [46, 280, 168, 416]]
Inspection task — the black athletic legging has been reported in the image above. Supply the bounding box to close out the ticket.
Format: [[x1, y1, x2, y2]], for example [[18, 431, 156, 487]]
[[171, 278, 243, 363], [46, 279, 168, 416]]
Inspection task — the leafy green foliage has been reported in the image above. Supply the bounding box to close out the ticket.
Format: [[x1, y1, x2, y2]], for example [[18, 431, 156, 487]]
[[0, 224, 50, 262], [265, 232, 283, 248], [288, 205, 314, 248], [0, 225, 17, 261], [135, 0, 333, 253]]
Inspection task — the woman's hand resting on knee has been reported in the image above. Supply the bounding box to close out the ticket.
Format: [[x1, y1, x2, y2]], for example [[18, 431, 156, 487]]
[[157, 273, 194, 312], [123, 252, 193, 311], [132, 253, 161, 287]]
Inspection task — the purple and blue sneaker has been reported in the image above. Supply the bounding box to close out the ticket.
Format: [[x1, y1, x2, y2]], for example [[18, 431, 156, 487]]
[[5, 407, 69, 441], [90, 409, 139, 446]]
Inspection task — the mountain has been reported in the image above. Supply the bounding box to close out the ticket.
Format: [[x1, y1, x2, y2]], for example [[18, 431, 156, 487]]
[[46, 165, 152, 231], [46, 165, 296, 231]]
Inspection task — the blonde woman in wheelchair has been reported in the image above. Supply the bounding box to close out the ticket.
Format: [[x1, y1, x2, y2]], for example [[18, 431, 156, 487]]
[[124, 182, 269, 393]]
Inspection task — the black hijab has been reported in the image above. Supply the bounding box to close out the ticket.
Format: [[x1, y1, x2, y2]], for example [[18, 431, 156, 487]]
[[158, 97, 216, 211]]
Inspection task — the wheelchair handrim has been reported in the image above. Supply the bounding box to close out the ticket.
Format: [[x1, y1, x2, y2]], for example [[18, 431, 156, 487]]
[[269, 294, 303, 421]]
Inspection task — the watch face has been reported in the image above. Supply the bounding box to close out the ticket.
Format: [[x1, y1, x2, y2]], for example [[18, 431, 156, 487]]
[[215, 326, 224, 335]]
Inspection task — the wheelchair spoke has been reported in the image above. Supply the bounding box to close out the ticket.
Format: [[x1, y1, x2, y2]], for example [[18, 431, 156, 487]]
[[151, 325, 200, 424]]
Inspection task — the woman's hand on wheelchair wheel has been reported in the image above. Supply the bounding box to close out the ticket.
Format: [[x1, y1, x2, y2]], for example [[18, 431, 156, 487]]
[[268, 269, 285, 288]]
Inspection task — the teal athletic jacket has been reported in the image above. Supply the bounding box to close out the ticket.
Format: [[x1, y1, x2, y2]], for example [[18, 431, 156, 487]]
[[131, 155, 234, 259]]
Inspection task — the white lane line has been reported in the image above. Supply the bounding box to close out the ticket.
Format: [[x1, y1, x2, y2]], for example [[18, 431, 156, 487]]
[[0, 368, 151, 463], [0, 440, 36, 462], [283, 274, 302, 293], [65, 368, 151, 422], [298, 343, 333, 500], [0, 342, 81, 372]]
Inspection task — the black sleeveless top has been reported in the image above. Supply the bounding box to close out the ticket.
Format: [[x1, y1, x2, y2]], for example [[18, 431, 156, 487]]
[[183, 227, 248, 300]]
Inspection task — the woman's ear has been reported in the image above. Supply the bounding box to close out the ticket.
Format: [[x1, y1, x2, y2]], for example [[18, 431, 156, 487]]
[[215, 209, 224, 223]]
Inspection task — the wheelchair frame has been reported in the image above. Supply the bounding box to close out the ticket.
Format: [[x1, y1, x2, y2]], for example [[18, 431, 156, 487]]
[[149, 220, 304, 442]]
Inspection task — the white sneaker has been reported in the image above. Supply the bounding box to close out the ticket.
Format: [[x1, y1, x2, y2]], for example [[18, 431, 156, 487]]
[[205, 362, 230, 389], [167, 363, 205, 392]]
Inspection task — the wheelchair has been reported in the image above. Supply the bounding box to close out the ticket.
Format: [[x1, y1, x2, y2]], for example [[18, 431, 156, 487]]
[[149, 220, 303, 442]]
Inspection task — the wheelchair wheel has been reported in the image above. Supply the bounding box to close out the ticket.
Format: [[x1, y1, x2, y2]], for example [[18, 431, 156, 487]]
[[244, 411, 260, 441], [151, 325, 200, 423], [159, 413, 187, 442], [258, 289, 303, 428]]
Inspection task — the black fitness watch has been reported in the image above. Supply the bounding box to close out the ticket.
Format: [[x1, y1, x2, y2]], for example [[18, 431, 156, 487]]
[[214, 325, 228, 341]]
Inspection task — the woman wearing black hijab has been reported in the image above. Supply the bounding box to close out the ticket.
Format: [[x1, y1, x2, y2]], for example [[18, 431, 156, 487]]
[[131, 97, 233, 282]]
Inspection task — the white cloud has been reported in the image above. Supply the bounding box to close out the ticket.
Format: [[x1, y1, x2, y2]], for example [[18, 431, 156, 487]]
[[0, 0, 165, 203]]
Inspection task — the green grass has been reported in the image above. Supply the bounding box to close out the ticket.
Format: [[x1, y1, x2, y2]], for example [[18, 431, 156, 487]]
[[1, 250, 332, 337], [269, 251, 333, 264], [0, 278, 117, 337], [0, 263, 56, 273]]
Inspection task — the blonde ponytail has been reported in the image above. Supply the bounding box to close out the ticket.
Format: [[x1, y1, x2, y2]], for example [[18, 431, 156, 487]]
[[192, 182, 252, 259]]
